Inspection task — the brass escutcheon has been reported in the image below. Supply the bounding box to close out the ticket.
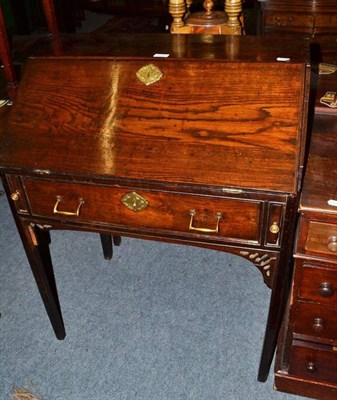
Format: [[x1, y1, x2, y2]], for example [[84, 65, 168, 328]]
[[270, 222, 280, 234], [11, 190, 20, 201], [121, 192, 148, 212], [136, 64, 163, 86]]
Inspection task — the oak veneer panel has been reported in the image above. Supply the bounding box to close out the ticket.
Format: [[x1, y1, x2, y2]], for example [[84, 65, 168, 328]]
[[0, 57, 307, 193]]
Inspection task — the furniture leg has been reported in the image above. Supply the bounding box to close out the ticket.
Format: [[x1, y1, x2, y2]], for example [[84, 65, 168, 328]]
[[169, 0, 186, 30], [41, 0, 60, 40], [113, 235, 121, 246], [258, 259, 292, 381], [100, 233, 113, 260], [225, 0, 243, 33], [257, 196, 297, 382], [10, 216, 65, 339]]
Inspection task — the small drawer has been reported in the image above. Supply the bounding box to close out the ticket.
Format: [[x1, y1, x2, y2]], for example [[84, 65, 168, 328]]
[[294, 302, 337, 344], [22, 178, 266, 244], [289, 341, 337, 384], [265, 12, 314, 29], [305, 221, 337, 259], [299, 264, 337, 304], [314, 14, 337, 30]]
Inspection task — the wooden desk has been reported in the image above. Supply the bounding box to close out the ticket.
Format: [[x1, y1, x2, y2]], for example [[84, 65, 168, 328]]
[[0, 33, 310, 382]]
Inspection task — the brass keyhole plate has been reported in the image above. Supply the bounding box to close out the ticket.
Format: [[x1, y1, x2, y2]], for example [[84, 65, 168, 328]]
[[121, 192, 148, 212], [136, 64, 163, 86]]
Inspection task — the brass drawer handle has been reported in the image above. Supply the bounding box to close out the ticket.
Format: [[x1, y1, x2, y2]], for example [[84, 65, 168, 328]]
[[188, 210, 222, 234], [53, 195, 84, 217]]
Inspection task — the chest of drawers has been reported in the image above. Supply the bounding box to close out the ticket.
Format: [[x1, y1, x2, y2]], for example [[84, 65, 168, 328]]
[[261, 0, 337, 36], [0, 33, 310, 382], [275, 114, 337, 399], [260, 0, 337, 64]]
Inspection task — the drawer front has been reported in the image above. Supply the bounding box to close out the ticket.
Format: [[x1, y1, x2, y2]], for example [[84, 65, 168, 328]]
[[315, 14, 337, 30], [265, 11, 314, 30], [305, 221, 337, 259], [299, 264, 337, 304], [294, 302, 337, 344], [23, 179, 265, 244], [289, 342, 337, 384]]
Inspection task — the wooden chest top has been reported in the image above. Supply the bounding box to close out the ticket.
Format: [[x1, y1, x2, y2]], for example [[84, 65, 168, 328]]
[[300, 114, 337, 214], [0, 34, 310, 193]]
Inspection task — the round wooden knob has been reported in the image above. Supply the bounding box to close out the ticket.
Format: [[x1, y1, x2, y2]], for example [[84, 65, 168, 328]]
[[318, 282, 334, 298], [328, 236, 337, 253], [312, 318, 325, 333], [306, 362, 317, 374]]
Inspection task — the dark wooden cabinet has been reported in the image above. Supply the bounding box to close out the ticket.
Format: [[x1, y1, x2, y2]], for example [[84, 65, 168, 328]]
[[0, 33, 310, 382], [261, 0, 337, 36], [275, 111, 337, 399], [260, 0, 337, 63]]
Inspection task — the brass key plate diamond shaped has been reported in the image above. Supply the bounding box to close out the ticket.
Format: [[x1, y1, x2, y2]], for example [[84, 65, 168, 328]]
[[121, 192, 148, 212], [136, 64, 163, 86]]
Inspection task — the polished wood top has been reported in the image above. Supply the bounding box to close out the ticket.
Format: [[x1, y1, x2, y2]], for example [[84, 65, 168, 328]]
[[31, 33, 310, 64], [0, 34, 310, 194], [262, 0, 337, 13], [300, 114, 337, 214]]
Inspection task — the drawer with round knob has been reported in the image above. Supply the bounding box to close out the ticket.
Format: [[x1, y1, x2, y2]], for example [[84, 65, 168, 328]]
[[293, 302, 337, 345], [288, 340, 337, 384], [299, 264, 337, 304], [304, 221, 337, 259]]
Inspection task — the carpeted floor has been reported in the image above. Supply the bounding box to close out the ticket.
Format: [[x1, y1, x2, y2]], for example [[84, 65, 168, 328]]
[[0, 183, 310, 399]]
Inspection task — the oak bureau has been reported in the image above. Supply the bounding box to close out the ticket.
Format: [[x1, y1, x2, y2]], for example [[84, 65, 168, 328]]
[[0, 33, 310, 382]]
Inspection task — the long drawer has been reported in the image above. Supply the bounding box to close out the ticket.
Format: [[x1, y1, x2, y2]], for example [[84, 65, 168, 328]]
[[264, 11, 314, 30], [21, 178, 279, 245]]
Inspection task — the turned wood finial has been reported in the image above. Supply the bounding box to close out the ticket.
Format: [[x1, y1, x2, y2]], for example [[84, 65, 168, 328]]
[[225, 0, 242, 29], [169, 0, 186, 30], [186, 0, 193, 15], [203, 0, 215, 15]]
